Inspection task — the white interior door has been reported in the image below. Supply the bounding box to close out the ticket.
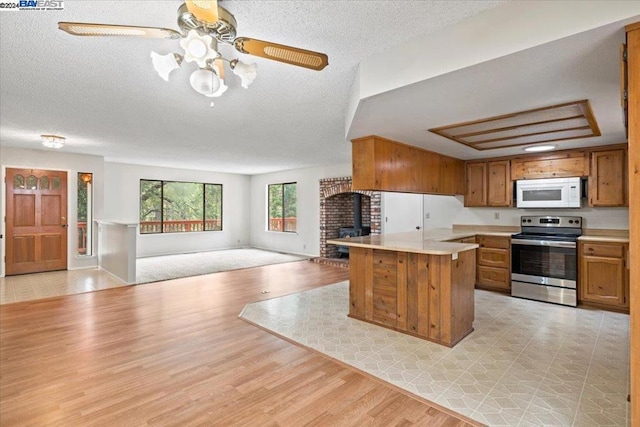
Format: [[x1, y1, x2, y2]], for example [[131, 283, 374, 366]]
[[382, 192, 423, 234]]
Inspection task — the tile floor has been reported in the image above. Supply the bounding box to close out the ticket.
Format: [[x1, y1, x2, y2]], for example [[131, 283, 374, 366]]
[[0, 268, 127, 304], [240, 282, 630, 426]]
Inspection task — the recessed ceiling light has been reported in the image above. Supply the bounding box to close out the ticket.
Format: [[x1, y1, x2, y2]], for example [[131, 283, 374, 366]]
[[523, 144, 556, 152]]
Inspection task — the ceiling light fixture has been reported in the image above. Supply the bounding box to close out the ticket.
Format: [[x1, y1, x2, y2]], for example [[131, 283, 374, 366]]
[[150, 52, 183, 81], [152, 29, 256, 105], [523, 144, 557, 152], [41, 134, 66, 149], [59, 2, 329, 108]]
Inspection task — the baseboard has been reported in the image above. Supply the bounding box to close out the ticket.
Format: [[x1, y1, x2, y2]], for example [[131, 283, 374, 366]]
[[136, 245, 247, 259], [249, 245, 316, 258]]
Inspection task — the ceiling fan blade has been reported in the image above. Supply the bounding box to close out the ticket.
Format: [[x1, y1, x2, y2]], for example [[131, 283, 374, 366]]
[[185, 0, 219, 25], [58, 22, 181, 39], [233, 37, 329, 71]]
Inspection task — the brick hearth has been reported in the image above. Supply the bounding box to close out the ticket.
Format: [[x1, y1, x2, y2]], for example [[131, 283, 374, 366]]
[[319, 177, 381, 259]]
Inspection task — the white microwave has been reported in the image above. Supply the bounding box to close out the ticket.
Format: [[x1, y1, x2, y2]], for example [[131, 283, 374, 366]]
[[516, 177, 582, 209]]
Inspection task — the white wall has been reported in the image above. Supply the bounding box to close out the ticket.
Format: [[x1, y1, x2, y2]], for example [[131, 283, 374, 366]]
[[455, 203, 629, 230], [422, 195, 466, 229], [249, 162, 352, 257], [376, 192, 629, 237], [0, 146, 105, 274], [104, 162, 251, 258], [421, 193, 629, 230], [96, 221, 137, 284]]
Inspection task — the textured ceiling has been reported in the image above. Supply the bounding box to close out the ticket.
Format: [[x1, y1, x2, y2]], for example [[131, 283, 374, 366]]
[[0, 0, 507, 174], [347, 16, 637, 160]]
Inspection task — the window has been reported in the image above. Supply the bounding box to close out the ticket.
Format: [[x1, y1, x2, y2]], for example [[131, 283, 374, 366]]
[[139, 180, 222, 234], [268, 182, 297, 232], [77, 173, 93, 256]]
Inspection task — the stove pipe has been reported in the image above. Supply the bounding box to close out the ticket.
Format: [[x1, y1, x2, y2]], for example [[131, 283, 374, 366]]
[[353, 193, 362, 231]]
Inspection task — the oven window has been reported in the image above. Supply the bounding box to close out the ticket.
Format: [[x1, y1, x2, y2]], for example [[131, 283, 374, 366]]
[[512, 244, 576, 280], [522, 189, 562, 202]]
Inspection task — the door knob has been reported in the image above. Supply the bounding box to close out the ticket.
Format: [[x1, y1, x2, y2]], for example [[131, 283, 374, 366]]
[[416, 226, 421, 230]]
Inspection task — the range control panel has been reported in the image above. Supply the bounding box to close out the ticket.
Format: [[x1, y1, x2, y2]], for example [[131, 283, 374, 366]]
[[521, 215, 582, 228]]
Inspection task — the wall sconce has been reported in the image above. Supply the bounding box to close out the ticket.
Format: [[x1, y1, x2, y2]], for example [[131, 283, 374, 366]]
[[79, 173, 93, 183]]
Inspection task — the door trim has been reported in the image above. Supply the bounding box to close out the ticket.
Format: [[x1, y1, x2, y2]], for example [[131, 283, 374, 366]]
[[1, 165, 72, 277]]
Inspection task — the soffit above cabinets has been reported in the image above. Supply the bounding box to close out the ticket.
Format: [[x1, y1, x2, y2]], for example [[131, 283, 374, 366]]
[[428, 100, 602, 151]]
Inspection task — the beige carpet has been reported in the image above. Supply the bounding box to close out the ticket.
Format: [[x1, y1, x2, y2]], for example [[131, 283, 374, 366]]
[[136, 248, 308, 284]]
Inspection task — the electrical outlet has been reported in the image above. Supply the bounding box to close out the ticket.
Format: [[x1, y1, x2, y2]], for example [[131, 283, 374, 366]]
[[494, 212, 500, 220], [425, 212, 430, 219], [303, 244, 306, 249]]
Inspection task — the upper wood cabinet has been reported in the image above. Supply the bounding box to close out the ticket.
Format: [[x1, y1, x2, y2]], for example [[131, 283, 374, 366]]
[[511, 151, 588, 180], [465, 162, 486, 207], [464, 160, 512, 207], [487, 161, 512, 207], [588, 148, 627, 207], [352, 135, 465, 195]]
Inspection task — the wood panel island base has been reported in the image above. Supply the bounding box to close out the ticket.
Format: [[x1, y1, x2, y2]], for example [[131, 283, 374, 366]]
[[328, 233, 478, 347]]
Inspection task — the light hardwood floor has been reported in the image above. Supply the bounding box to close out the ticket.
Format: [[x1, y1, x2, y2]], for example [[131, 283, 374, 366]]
[[0, 261, 476, 426]]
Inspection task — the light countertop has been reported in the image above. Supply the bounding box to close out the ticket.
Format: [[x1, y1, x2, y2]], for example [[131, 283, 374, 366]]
[[327, 229, 482, 256], [327, 228, 630, 255], [578, 235, 630, 243]]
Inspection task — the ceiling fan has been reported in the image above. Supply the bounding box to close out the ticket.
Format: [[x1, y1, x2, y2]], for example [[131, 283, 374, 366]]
[[58, 0, 329, 104]]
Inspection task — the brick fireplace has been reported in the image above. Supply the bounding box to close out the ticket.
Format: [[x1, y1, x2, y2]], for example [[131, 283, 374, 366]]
[[319, 177, 381, 259]]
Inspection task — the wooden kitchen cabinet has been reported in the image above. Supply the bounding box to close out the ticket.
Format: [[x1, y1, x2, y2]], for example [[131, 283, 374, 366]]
[[475, 235, 511, 292], [439, 154, 466, 195], [351, 135, 465, 195], [465, 162, 487, 206], [464, 161, 512, 207], [588, 148, 628, 207], [348, 246, 476, 347], [511, 151, 588, 180], [579, 241, 629, 311], [487, 160, 512, 207]]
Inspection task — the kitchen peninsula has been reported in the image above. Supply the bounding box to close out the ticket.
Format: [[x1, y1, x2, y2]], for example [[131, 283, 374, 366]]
[[327, 231, 478, 347]]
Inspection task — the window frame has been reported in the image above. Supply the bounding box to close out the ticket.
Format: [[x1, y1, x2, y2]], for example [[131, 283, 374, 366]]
[[267, 182, 297, 233], [77, 172, 93, 256], [139, 179, 223, 234]]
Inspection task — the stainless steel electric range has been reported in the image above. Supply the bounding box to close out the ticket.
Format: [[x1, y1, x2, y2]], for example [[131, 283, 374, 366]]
[[511, 215, 582, 307]]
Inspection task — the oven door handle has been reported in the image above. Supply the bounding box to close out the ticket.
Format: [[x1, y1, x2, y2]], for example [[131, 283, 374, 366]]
[[511, 239, 576, 248]]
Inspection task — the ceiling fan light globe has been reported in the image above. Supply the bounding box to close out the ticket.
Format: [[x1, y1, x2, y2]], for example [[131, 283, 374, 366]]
[[204, 79, 228, 98], [190, 68, 221, 96], [232, 60, 257, 89], [150, 51, 181, 81], [187, 39, 207, 57], [180, 30, 218, 68]]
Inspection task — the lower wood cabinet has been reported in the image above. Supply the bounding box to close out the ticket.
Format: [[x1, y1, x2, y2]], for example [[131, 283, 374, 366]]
[[475, 235, 511, 292], [579, 241, 629, 311], [349, 247, 476, 347]]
